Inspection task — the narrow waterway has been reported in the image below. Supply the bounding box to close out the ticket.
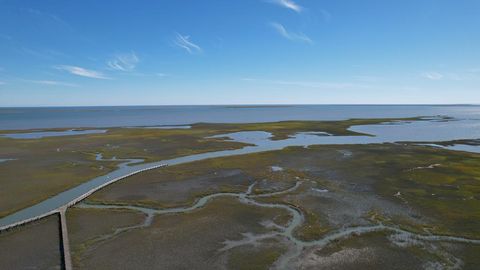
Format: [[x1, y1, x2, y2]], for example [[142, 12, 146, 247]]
[[1, 117, 480, 229], [0, 129, 107, 139], [76, 181, 480, 269]]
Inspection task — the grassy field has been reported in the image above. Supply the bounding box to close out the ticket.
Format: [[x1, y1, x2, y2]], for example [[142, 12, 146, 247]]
[[0, 118, 405, 217], [0, 214, 62, 269], [2, 118, 479, 268], [88, 142, 480, 239], [0, 125, 244, 217], [66, 207, 146, 268], [79, 141, 480, 268], [69, 197, 288, 270]]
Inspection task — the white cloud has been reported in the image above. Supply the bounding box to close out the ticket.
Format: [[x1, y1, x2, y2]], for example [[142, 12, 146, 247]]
[[421, 72, 443, 80], [55, 65, 110, 79], [270, 22, 312, 44], [267, 0, 303, 13], [421, 70, 480, 81], [30, 80, 78, 87], [174, 33, 202, 54], [107, 52, 139, 71]]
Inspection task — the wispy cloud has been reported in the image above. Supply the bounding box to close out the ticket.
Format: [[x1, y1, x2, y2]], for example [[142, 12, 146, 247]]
[[174, 33, 202, 54], [421, 70, 480, 81], [421, 72, 444, 80], [55, 65, 110, 79], [270, 22, 312, 44], [24, 8, 72, 30], [0, 81, 5, 85], [266, 0, 303, 13], [107, 52, 139, 71], [2, 34, 68, 60], [29, 80, 78, 87]]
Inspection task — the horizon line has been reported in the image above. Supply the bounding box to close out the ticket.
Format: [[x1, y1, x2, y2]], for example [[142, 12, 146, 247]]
[[0, 103, 478, 109]]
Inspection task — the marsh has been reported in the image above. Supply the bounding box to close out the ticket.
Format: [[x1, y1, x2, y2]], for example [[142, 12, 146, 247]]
[[2, 115, 480, 269]]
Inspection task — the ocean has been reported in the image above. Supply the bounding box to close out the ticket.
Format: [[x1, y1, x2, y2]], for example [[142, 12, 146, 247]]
[[1, 105, 479, 130]]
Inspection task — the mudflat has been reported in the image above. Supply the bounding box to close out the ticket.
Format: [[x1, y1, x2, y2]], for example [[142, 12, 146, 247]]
[[74, 142, 480, 268]]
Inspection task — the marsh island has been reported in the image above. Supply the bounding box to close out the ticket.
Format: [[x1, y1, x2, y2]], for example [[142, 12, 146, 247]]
[[1, 116, 480, 269]]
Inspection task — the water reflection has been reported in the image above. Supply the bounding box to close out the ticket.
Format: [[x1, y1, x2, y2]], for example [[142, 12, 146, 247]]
[[1, 129, 107, 139], [1, 118, 480, 228]]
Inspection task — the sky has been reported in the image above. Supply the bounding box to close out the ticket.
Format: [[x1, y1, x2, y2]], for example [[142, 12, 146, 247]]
[[0, 0, 479, 106]]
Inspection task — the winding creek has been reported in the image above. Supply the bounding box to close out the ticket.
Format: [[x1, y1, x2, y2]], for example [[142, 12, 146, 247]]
[[76, 181, 480, 269], [1, 117, 480, 229], [0, 116, 480, 269]]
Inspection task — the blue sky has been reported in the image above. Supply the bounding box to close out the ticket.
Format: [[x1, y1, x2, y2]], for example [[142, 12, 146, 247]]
[[0, 0, 479, 106]]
